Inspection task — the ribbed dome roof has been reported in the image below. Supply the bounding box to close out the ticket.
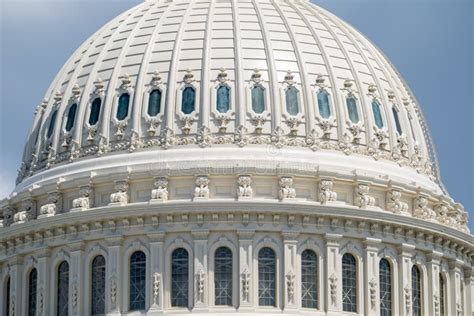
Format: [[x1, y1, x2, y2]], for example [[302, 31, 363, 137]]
[[18, 0, 440, 189]]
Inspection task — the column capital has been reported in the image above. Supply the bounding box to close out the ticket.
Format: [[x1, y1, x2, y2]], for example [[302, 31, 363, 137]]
[[191, 229, 210, 240], [69, 241, 85, 252], [324, 233, 342, 246], [397, 243, 415, 255], [448, 258, 464, 270], [282, 230, 299, 241], [363, 237, 382, 251], [425, 250, 443, 263], [147, 232, 165, 243], [237, 229, 255, 239], [105, 236, 123, 247]]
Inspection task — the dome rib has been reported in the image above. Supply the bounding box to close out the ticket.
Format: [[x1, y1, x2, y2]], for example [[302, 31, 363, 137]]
[[199, 1, 214, 128], [231, 0, 246, 127]]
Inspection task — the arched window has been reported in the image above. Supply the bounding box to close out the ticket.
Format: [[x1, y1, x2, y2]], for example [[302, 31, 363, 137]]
[[439, 273, 445, 316], [148, 89, 162, 117], [91, 255, 106, 315], [258, 247, 276, 307], [171, 248, 189, 307], [346, 96, 359, 124], [251, 85, 265, 114], [372, 100, 384, 129], [317, 90, 331, 119], [65, 103, 77, 132], [392, 107, 403, 135], [412, 266, 422, 316], [181, 87, 195, 115], [89, 98, 102, 126], [116, 93, 130, 121], [285, 86, 299, 116], [57, 261, 69, 316], [28, 268, 38, 316], [214, 247, 233, 306], [4, 276, 10, 316], [129, 251, 146, 311], [216, 85, 230, 113], [47, 110, 58, 138], [379, 259, 392, 316], [301, 249, 318, 309], [342, 253, 357, 312]]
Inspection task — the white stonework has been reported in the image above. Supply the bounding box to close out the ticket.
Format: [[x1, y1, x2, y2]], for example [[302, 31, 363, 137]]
[[0, 0, 472, 315]]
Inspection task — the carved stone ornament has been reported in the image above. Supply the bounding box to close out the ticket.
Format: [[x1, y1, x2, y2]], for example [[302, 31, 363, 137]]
[[151, 71, 162, 87], [251, 68, 263, 84], [279, 177, 296, 200], [93, 78, 105, 95], [329, 273, 337, 306], [346, 121, 364, 144], [316, 117, 335, 139], [146, 116, 161, 136], [286, 270, 295, 304], [110, 276, 117, 305], [241, 267, 251, 302], [87, 125, 98, 144], [72, 185, 93, 211], [413, 194, 436, 221], [110, 180, 129, 205], [196, 126, 212, 148], [387, 189, 408, 214], [373, 128, 389, 150], [217, 67, 229, 83], [195, 268, 205, 303], [114, 120, 128, 140], [435, 203, 449, 225], [151, 177, 168, 201], [39, 191, 61, 218], [355, 183, 375, 208], [319, 178, 337, 204], [194, 176, 210, 199], [234, 125, 249, 147], [12, 211, 28, 225], [434, 293, 440, 316], [152, 272, 161, 306], [369, 278, 377, 310], [183, 69, 195, 84], [20, 198, 35, 221], [237, 175, 253, 199], [119, 73, 132, 90], [404, 285, 411, 314], [159, 128, 176, 149], [71, 280, 78, 307]]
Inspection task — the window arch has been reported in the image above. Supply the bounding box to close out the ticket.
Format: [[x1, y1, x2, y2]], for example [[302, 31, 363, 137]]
[[372, 100, 384, 129], [171, 248, 189, 307], [439, 273, 445, 316], [47, 110, 58, 138], [342, 253, 357, 312], [57, 261, 69, 316], [148, 89, 162, 117], [392, 107, 403, 135], [216, 85, 230, 113], [258, 247, 276, 307], [411, 266, 422, 316], [89, 98, 102, 126], [181, 87, 195, 114], [91, 255, 106, 315], [317, 90, 331, 119], [346, 95, 359, 124], [301, 249, 318, 309], [65, 103, 77, 132], [251, 85, 265, 114], [379, 259, 392, 316], [116, 93, 130, 121], [4, 276, 10, 316], [285, 86, 299, 116], [28, 268, 38, 316], [214, 247, 232, 306], [129, 251, 146, 311]]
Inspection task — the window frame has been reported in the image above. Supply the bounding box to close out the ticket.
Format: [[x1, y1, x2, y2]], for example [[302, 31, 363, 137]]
[[344, 92, 361, 125], [379, 258, 393, 316], [341, 252, 358, 313], [56, 260, 70, 316], [86, 96, 104, 128], [128, 250, 148, 312], [411, 265, 423, 316], [209, 241, 238, 308], [254, 245, 279, 309], [176, 81, 200, 122], [124, 244, 150, 312], [90, 255, 107, 315], [165, 244, 194, 310], [281, 84, 303, 118], [300, 249, 319, 310], [314, 87, 333, 120]]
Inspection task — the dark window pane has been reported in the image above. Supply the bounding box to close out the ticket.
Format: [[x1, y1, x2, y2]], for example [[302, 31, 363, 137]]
[[171, 248, 189, 307], [342, 253, 357, 312], [216, 85, 230, 113], [301, 250, 318, 309], [412, 266, 422, 316], [285, 86, 299, 116], [372, 100, 384, 129], [439, 274, 445, 316], [65, 103, 77, 132], [117, 93, 130, 121], [148, 90, 162, 117], [57, 261, 69, 316], [129, 251, 146, 311], [252, 86, 265, 114], [214, 247, 233, 306], [91, 255, 106, 315], [47, 110, 58, 138], [258, 247, 276, 307], [317, 90, 331, 119], [346, 96, 359, 123], [5, 277, 10, 316], [89, 98, 102, 126], [392, 107, 403, 135], [379, 259, 392, 316], [181, 87, 195, 114], [28, 268, 37, 316]]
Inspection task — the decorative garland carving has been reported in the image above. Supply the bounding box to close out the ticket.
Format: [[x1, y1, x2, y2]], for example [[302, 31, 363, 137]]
[[151, 177, 168, 201], [355, 183, 375, 208], [279, 177, 296, 200], [237, 176, 253, 199], [319, 178, 337, 204], [241, 267, 251, 302]]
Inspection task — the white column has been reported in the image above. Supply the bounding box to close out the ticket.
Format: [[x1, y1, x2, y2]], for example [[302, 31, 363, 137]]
[[192, 230, 209, 311], [426, 251, 442, 316], [9, 257, 23, 316], [36, 248, 51, 316], [464, 268, 473, 316], [364, 237, 381, 316], [69, 242, 85, 316], [397, 243, 415, 316], [106, 237, 123, 315], [282, 231, 298, 311], [324, 233, 342, 316], [449, 259, 463, 316], [149, 233, 165, 313], [237, 229, 254, 310]]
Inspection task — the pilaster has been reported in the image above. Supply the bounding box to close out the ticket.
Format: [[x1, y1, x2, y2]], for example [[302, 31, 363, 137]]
[[192, 230, 210, 311], [237, 229, 254, 310], [282, 231, 298, 311], [106, 237, 123, 315], [324, 233, 342, 315], [463, 268, 473, 316], [364, 237, 381, 316], [426, 251, 442, 316], [398, 243, 415, 316], [69, 242, 84, 316], [9, 257, 23, 316], [449, 259, 463, 316], [148, 233, 165, 314], [36, 248, 51, 316]]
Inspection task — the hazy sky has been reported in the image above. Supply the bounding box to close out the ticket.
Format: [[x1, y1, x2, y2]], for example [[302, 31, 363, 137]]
[[0, 0, 472, 230]]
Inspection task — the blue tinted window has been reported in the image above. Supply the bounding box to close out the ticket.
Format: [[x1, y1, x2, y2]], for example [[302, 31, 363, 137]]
[[117, 93, 130, 120], [129, 251, 146, 311], [342, 253, 357, 312], [57, 261, 69, 316], [89, 98, 101, 126], [181, 87, 195, 114], [372, 100, 384, 129], [317, 90, 331, 119], [91, 255, 106, 315], [252, 86, 265, 114], [65, 103, 77, 132], [412, 266, 421, 316], [214, 247, 233, 306], [285, 86, 299, 116], [47, 110, 58, 138], [379, 259, 392, 316], [258, 247, 276, 307], [171, 248, 189, 307], [148, 90, 162, 117], [392, 107, 403, 135], [28, 268, 37, 316], [217, 86, 230, 113], [301, 250, 318, 309], [346, 96, 359, 123]]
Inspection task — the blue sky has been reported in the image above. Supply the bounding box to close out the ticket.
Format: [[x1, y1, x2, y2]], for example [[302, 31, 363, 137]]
[[0, 0, 472, 230]]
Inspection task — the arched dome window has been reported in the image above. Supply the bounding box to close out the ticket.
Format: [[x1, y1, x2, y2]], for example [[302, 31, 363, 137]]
[[181, 87, 195, 115], [379, 259, 392, 316], [116, 93, 130, 121], [216, 85, 230, 113], [4, 276, 10, 316], [251, 85, 265, 114], [372, 100, 384, 129], [285, 86, 300, 116], [129, 251, 146, 311], [317, 90, 331, 119], [346, 96, 359, 124], [258, 247, 276, 307], [89, 98, 102, 126], [439, 273, 446, 316], [342, 253, 357, 312], [214, 247, 233, 306], [392, 107, 403, 135], [47, 110, 58, 138], [57, 261, 69, 316], [171, 248, 189, 307], [28, 268, 38, 316], [91, 255, 106, 315], [301, 249, 318, 309], [65, 103, 77, 132], [148, 89, 162, 117], [411, 266, 422, 316]]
